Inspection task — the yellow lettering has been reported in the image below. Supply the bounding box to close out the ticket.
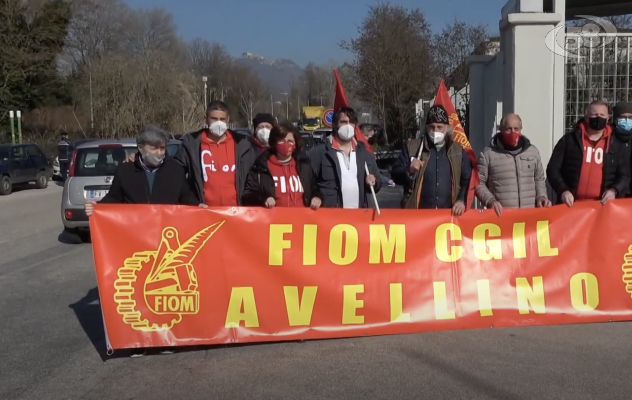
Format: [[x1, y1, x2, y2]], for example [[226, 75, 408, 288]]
[[180, 296, 194, 312], [389, 283, 410, 322], [303, 224, 317, 265], [154, 295, 162, 311], [433, 281, 455, 320], [435, 223, 462, 262], [473, 223, 502, 261], [369, 224, 406, 264], [225, 287, 260, 328], [537, 221, 558, 257], [513, 222, 526, 259], [168, 296, 178, 311], [269, 224, 292, 266], [283, 286, 318, 326], [516, 277, 546, 314], [329, 224, 358, 265], [570, 273, 600, 311], [342, 285, 364, 324], [477, 279, 493, 316]]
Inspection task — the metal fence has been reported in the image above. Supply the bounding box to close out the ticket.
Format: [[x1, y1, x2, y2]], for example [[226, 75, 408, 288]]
[[565, 33, 632, 131]]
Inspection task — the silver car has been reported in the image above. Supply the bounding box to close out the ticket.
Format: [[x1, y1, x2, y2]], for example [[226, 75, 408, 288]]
[[61, 138, 181, 242]]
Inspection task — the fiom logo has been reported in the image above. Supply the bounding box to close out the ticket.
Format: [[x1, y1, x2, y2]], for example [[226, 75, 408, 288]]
[[545, 16, 617, 58]]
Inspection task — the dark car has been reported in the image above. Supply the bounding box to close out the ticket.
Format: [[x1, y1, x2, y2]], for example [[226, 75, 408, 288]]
[[233, 128, 252, 138], [0, 143, 51, 195], [300, 131, 323, 153]]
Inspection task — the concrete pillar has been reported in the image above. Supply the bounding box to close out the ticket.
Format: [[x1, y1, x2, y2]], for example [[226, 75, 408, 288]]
[[467, 55, 495, 156], [500, 12, 563, 168]]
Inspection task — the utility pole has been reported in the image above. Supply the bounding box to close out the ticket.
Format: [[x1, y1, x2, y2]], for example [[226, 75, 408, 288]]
[[16, 111, 22, 144], [9, 111, 15, 144], [89, 71, 94, 131], [202, 76, 208, 107], [281, 93, 288, 120], [270, 94, 273, 114]]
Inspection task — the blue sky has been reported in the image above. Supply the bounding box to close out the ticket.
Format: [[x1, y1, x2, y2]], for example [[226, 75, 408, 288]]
[[125, 0, 508, 66]]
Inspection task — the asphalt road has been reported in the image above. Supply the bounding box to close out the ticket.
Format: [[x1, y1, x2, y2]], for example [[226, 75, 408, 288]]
[[2, 182, 632, 400]]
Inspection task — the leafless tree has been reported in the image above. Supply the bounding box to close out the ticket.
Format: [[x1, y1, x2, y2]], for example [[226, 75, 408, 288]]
[[187, 39, 233, 101], [60, 0, 128, 73], [432, 19, 489, 89], [229, 65, 268, 130], [341, 3, 435, 142]]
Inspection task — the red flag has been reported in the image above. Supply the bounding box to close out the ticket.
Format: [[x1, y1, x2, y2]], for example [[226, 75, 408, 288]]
[[333, 69, 373, 153], [433, 79, 479, 210]]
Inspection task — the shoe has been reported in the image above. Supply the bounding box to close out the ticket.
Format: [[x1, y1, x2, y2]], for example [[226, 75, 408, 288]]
[[130, 349, 146, 358], [159, 347, 175, 355]]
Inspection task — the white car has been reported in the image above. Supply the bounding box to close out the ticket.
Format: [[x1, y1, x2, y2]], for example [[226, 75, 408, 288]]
[[52, 156, 61, 179]]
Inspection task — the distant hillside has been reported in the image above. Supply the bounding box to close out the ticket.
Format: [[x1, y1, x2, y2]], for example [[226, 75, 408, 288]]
[[234, 52, 303, 93]]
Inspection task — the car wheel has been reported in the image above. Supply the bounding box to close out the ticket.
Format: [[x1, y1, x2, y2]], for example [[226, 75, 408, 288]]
[[63, 227, 83, 244], [0, 176, 11, 195], [35, 172, 48, 189]]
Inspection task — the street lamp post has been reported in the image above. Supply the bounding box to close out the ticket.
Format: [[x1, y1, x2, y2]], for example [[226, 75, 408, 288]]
[[202, 76, 208, 107], [281, 93, 289, 120]]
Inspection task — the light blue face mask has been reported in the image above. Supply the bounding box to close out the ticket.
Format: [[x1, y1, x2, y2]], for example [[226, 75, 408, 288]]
[[617, 118, 632, 131]]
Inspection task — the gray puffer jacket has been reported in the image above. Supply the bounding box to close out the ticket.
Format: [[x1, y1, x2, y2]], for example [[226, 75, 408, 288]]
[[476, 134, 547, 208]]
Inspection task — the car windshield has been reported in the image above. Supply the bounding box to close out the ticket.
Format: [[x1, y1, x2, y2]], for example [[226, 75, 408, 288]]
[[303, 118, 319, 126], [73, 146, 137, 177], [0, 149, 9, 161]]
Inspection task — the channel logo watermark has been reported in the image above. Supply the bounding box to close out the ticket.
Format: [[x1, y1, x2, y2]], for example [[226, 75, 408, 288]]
[[545, 16, 618, 58]]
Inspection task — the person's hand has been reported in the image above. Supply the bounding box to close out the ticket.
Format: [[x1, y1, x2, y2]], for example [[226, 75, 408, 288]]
[[365, 174, 376, 186], [491, 201, 503, 216], [561, 191, 574, 207], [198, 203, 208, 208], [310, 197, 322, 210], [265, 197, 276, 208], [451, 200, 465, 216], [601, 189, 616, 204], [124, 153, 136, 163], [536, 196, 552, 207], [387, 179, 395, 187], [408, 159, 423, 174], [85, 200, 96, 217]]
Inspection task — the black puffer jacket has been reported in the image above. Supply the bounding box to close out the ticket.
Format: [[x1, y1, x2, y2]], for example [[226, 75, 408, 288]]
[[546, 120, 631, 201]]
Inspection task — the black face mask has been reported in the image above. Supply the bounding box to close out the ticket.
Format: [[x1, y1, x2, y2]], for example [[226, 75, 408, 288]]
[[588, 116, 608, 131]]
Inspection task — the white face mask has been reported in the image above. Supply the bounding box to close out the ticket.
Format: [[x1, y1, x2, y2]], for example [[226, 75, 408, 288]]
[[337, 124, 355, 141], [256, 128, 270, 144], [429, 131, 445, 145], [208, 121, 228, 137]]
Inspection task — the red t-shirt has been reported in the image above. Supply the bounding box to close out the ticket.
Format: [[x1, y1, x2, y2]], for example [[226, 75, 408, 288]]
[[576, 123, 611, 200], [200, 131, 237, 206], [267, 155, 304, 207]]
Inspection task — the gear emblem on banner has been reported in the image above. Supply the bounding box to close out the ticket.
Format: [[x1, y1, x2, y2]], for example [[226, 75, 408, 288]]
[[113, 221, 225, 331], [621, 245, 632, 298]]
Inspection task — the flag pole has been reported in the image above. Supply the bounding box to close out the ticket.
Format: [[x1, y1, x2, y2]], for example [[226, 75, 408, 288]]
[[365, 162, 380, 215]]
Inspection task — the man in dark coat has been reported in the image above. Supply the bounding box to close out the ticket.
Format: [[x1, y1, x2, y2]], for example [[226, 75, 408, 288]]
[[547, 100, 630, 206], [391, 105, 471, 216], [308, 107, 381, 208]]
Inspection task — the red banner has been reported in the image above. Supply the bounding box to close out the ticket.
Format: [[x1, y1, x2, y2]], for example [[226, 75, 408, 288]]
[[91, 202, 632, 350]]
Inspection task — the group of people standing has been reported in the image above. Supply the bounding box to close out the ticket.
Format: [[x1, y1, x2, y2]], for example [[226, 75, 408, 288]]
[[84, 97, 632, 219], [392, 99, 632, 214], [85, 100, 382, 216]]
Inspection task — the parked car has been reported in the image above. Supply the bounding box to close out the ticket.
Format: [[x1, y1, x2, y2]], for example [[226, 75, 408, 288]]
[[233, 128, 252, 138], [61, 138, 181, 242], [312, 128, 332, 140], [299, 131, 323, 153], [0, 143, 51, 195]]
